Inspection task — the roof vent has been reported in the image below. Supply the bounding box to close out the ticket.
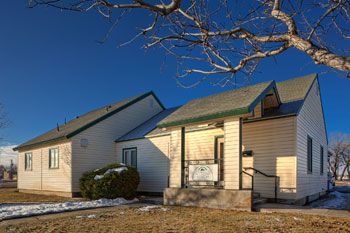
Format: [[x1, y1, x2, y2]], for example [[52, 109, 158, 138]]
[[56, 123, 60, 132]]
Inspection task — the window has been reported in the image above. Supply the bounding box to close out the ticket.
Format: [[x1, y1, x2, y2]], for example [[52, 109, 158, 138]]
[[25, 153, 32, 171], [307, 136, 313, 173], [320, 146, 324, 175], [49, 148, 59, 169], [123, 148, 137, 168]]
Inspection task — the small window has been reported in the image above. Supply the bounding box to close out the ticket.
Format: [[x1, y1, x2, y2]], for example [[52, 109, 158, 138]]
[[25, 153, 32, 171], [320, 146, 324, 175], [123, 148, 137, 168], [49, 148, 59, 169], [307, 136, 313, 173]]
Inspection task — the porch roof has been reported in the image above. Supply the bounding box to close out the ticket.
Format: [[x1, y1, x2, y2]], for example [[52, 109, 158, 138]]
[[157, 74, 317, 128], [158, 81, 278, 128]]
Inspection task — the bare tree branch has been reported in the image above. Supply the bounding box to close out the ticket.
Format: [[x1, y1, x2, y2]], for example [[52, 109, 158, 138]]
[[28, 0, 350, 86]]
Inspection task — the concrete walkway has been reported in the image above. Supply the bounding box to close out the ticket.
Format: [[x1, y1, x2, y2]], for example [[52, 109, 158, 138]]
[[255, 203, 350, 218], [256, 185, 350, 218]]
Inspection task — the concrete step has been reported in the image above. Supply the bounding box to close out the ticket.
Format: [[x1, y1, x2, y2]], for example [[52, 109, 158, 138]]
[[253, 192, 261, 199], [253, 197, 268, 206], [139, 196, 164, 205]]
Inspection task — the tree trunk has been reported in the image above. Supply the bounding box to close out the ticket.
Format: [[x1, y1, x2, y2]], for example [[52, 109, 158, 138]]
[[340, 163, 350, 181]]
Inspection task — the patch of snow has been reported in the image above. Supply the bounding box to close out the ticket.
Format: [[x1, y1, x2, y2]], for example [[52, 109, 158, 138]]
[[293, 217, 302, 221], [0, 198, 138, 220], [310, 191, 346, 209], [138, 205, 168, 212], [76, 214, 96, 219], [94, 167, 128, 180], [94, 175, 104, 180]]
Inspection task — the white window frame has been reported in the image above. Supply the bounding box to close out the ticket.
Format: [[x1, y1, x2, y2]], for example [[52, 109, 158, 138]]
[[49, 148, 59, 169], [122, 148, 137, 168], [25, 152, 33, 171]]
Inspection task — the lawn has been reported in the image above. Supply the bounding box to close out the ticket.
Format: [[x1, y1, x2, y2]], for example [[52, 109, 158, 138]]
[[0, 188, 74, 203], [1, 205, 349, 233]]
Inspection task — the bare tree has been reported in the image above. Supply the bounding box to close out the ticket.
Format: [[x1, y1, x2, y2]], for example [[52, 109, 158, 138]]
[[328, 133, 350, 180], [28, 0, 349, 86], [339, 142, 350, 180], [0, 103, 9, 140]]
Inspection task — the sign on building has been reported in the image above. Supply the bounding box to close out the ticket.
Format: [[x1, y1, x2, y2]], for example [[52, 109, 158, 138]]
[[189, 164, 219, 182]]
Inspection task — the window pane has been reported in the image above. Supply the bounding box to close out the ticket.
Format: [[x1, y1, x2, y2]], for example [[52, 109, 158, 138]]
[[131, 150, 137, 167], [49, 149, 59, 168], [124, 150, 129, 165], [25, 153, 32, 170], [307, 136, 313, 173]]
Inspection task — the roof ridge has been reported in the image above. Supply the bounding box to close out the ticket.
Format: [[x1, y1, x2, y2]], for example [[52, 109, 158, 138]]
[[14, 91, 158, 151], [186, 80, 274, 103], [277, 73, 317, 84]]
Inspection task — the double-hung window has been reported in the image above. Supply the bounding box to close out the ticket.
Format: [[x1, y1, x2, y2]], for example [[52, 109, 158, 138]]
[[123, 148, 137, 168], [25, 153, 32, 171], [307, 136, 313, 173], [49, 148, 59, 169]]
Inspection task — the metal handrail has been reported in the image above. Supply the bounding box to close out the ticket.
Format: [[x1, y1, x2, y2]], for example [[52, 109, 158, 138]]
[[241, 170, 254, 191], [243, 167, 279, 202]]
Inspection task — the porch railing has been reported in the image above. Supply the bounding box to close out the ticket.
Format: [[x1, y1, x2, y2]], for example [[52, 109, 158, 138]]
[[243, 167, 279, 202], [184, 158, 224, 188]]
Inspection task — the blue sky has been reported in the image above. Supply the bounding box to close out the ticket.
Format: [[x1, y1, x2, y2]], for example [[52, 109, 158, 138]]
[[0, 1, 349, 146]]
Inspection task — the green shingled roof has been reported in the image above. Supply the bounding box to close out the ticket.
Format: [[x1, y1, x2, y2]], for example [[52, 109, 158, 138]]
[[157, 80, 278, 128], [14, 92, 163, 151], [276, 73, 316, 103], [158, 74, 317, 128]]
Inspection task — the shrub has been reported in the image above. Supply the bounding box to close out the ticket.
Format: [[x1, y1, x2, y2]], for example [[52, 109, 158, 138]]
[[79, 163, 139, 200]]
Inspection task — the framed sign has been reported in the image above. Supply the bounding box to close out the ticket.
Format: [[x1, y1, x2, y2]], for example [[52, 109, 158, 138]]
[[188, 164, 219, 182]]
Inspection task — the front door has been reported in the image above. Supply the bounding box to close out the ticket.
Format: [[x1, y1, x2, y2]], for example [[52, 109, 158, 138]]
[[216, 137, 224, 182]]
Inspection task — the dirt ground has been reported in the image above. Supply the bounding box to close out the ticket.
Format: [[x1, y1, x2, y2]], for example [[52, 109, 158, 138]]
[[1, 205, 349, 233], [0, 188, 75, 203]]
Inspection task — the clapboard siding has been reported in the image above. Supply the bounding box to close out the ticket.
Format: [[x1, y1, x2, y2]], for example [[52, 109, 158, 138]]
[[169, 128, 182, 188], [223, 118, 241, 189], [243, 116, 297, 199], [242, 157, 253, 189], [116, 136, 170, 193], [17, 141, 72, 192], [185, 128, 224, 160], [296, 80, 328, 199], [70, 95, 163, 192]]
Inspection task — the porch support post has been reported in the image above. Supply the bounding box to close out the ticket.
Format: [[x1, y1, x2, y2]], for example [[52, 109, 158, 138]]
[[181, 127, 185, 188], [223, 117, 242, 190], [169, 128, 182, 188]]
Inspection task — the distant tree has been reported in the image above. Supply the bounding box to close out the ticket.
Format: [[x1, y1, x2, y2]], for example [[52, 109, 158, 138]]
[[328, 133, 350, 180], [340, 144, 350, 180], [28, 0, 349, 86], [0, 103, 9, 142]]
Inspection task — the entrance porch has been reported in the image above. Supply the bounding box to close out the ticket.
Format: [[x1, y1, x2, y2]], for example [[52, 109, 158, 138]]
[[164, 117, 256, 211]]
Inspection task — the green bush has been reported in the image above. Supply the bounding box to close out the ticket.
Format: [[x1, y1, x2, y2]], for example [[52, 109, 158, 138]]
[[79, 163, 139, 200]]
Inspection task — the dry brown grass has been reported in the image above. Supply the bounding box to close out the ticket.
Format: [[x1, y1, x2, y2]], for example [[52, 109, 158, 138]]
[[2, 205, 349, 233], [0, 188, 74, 203]]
